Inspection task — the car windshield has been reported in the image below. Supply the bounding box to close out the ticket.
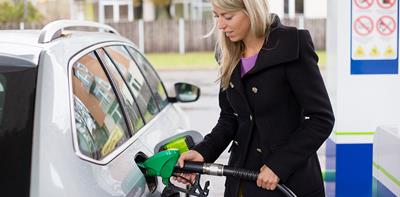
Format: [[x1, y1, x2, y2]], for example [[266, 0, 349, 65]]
[[0, 63, 38, 197]]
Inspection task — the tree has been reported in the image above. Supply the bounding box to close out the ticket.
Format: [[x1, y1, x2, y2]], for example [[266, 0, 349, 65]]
[[0, 1, 42, 24]]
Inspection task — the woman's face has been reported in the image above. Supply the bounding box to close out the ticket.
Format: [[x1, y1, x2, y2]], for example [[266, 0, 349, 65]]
[[213, 5, 251, 42]]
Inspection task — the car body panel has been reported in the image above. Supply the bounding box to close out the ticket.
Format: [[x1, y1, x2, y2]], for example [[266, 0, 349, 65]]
[[0, 28, 191, 196]]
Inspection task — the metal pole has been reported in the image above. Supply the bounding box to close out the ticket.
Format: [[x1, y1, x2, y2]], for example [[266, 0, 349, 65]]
[[20, 0, 28, 29], [138, 19, 145, 53], [128, 0, 134, 21], [99, 0, 104, 23], [179, 18, 185, 54], [289, 0, 295, 19]]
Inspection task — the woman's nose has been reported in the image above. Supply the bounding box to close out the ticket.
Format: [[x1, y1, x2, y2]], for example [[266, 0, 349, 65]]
[[217, 18, 226, 30]]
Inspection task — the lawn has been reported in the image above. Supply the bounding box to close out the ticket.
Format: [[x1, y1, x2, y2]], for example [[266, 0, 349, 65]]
[[146, 51, 326, 70]]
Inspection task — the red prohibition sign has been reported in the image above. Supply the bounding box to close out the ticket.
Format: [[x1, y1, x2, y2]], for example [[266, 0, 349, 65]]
[[354, 0, 374, 9], [377, 0, 396, 9], [353, 16, 374, 36], [376, 16, 397, 36]]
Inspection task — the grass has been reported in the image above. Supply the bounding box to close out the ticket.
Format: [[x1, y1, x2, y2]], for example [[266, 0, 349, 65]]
[[146, 50, 326, 70]]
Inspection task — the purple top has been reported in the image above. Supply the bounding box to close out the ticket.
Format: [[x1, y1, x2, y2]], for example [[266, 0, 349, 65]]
[[240, 53, 258, 77]]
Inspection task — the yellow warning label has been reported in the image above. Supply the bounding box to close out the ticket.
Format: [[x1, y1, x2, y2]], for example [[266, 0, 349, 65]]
[[369, 46, 380, 57], [354, 46, 365, 57], [384, 46, 395, 57]]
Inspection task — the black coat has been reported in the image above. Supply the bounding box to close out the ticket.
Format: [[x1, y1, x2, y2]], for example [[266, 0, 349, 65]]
[[193, 17, 335, 197]]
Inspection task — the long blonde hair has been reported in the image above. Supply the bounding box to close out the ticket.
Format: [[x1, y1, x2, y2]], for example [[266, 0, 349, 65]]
[[208, 0, 272, 90]]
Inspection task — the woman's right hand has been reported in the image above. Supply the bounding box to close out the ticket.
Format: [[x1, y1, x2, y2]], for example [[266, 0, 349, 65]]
[[175, 150, 204, 185]]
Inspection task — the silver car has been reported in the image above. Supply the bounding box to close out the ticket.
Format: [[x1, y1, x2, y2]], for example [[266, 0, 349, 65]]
[[0, 20, 201, 197]]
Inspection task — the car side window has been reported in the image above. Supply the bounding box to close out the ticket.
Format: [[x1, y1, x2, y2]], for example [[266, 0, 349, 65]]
[[103, 46, 159, 123], [126, 47, 169, 110], [72, 52, 129, 160], [96, 48, 145, 132]]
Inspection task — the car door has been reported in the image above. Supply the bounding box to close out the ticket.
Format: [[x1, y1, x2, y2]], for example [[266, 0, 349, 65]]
[[71, 49, 157, 197]]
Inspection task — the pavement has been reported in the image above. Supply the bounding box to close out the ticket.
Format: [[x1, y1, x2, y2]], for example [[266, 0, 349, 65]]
[[158, 69, 327, 197]]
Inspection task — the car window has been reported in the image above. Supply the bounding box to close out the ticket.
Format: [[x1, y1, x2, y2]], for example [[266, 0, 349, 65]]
[[0, 65, 37, 197], [103, 46, 159, 123], [96, 48, 145, 132], [71, 52, 129, 160], [126, 47, 169, 110]]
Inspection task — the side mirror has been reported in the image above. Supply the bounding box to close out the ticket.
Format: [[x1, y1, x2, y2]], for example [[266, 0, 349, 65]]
[[173, 82, 200, 103]]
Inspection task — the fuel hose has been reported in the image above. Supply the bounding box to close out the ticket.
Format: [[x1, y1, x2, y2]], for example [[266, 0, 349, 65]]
[[174, 161, 297, 197]]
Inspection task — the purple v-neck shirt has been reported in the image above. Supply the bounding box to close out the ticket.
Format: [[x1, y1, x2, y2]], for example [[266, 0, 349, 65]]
[[240, 53, 258, 77]]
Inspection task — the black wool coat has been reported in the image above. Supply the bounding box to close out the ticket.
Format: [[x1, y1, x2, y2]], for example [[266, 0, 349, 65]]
[[193, 17, 335, 197]]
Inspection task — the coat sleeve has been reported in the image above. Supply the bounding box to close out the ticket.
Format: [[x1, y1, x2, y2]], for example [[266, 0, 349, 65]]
[[192, 89, 238, 163], [264, 30, 335, 182]]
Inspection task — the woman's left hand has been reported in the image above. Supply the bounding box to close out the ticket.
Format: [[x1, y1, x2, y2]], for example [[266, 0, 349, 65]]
[[257, 165, 280, 190]]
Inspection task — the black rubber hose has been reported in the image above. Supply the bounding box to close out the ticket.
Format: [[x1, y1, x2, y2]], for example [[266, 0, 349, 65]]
[[174, 161, 204, 173], [223, 166, 296, 197], [174, 161, 297, 197]]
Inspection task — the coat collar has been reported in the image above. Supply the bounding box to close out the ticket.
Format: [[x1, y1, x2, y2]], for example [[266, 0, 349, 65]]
[[229, 15, 299, 102], [242, 15, 299, 77]]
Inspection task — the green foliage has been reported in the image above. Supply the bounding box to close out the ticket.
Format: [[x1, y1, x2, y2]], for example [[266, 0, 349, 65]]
[[152, 0, 171, 6], [0, 1, 42, 24], [145, 51, 327, 70]]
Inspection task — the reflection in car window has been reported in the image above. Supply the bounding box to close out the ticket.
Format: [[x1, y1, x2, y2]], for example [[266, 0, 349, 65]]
[[104, 46, 159, 124], [97, 48, 145, 133], [126, 47, 169, 110], [72, 52, 129, 160]]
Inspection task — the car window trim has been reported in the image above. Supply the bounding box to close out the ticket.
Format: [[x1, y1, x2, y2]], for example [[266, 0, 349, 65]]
[[68, 41, 173, 165], [124, 46, 170, 110], [101, 47, 147, 124], [95, 48, 145, 135]]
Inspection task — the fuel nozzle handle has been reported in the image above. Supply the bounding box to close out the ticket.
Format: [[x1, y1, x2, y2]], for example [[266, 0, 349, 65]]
[[174, 161, 297, 197]]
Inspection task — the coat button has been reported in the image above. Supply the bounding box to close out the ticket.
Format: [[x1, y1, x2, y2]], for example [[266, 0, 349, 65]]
[[233, 140, 239, 146], [252, 87, 258, 93], [233, 113, 238, 117], [230, 82, 234, 88], [256, 148, 262, 153], [249, 115, 253, 121]]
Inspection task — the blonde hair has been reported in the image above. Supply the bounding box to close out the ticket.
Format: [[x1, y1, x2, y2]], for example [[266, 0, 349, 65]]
[[208, 0, 272, 90]]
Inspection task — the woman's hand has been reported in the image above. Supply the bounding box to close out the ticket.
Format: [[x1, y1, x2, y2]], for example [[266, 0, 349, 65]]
[[174, 150, 204, 185], [257, 165, 280, 190]]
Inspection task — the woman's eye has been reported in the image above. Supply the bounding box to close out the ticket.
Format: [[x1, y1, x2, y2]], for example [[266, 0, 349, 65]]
[[225, 16, 233, 20]]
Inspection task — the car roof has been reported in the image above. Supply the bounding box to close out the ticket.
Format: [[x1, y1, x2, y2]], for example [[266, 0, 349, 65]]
[[0, 30, 43, 65], [0, 21, 136, 66]]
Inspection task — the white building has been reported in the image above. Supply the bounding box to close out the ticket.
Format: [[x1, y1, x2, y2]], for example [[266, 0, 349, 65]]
[[269, 0, 327, 19], [67, 0, 327, 23]]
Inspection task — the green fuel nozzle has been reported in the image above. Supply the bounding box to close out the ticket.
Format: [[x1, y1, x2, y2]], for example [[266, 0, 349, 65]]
[[137, 149, 180, 185]]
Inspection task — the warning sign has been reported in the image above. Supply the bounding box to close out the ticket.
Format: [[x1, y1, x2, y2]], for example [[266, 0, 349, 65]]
[[377, 0, 396, 9], [354, 16, 374, 35], [351, 0, 398, 74], [376, 16, 396, 36], [355, 0, 374, 9]]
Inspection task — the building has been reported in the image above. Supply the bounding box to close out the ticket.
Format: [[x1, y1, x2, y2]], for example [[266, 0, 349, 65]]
[[269, 0, 327, 19], [5, 0, 327, 23]]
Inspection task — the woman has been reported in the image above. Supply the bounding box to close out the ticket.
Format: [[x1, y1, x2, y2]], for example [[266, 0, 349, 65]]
[[177, 0, 334, 196]]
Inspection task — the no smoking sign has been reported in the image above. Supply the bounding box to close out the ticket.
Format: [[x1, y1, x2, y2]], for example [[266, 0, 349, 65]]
[[377, 0, 396, 9], [377, 16, 396, 36], [354, 16, 374, 36], [354, 0, 374, 9]]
